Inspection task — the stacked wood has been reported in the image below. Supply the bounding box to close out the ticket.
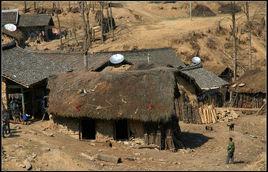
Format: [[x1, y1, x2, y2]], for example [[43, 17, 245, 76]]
[[198, 105, 217, 124]]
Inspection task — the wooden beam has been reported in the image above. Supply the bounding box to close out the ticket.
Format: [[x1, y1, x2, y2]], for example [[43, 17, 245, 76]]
[[215, 107, 260, 111], [21, 88, 25, 114]]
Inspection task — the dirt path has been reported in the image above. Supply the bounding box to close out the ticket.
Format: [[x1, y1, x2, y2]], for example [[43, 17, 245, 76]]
[[2, 114, 266, 171]]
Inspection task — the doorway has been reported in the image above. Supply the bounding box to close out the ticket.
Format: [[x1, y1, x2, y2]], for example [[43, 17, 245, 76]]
[[81, 118, 96, 140], [114, 119, 129, 140]]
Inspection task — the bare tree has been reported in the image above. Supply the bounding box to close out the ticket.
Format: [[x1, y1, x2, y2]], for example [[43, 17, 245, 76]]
[[189, 1, 192, 21], [230, 1, 238, 82], [109, 1, 114, 41], [56, 12, 63, 49], [24, 1, 27, 13], [241, 2, 253, 69], [80, 1, 92, 69]]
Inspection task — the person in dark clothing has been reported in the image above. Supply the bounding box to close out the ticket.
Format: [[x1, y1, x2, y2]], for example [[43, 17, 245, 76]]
[[226, 137, 235, 164], [2, 110, 11, 137]]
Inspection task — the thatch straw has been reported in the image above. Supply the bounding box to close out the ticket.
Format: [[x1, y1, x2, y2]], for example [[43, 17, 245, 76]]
[[47, 67, 176, 122]]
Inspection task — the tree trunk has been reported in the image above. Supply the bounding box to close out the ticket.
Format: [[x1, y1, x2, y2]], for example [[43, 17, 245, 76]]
[[56, 13, 63, 49], [24, 1, 27, 13], [109, 1, 114, 41], [100, 2, 104, 43], [231, 1, 237, 82], [189, 1, 192, 20]]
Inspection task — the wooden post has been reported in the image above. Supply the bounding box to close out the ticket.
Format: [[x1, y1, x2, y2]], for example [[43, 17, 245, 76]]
[[109, 1, 114, 41], [189, 1, 192, 21], [21, 88, 25, 115], [100, 2, 104, 43], [144, 133, 149, 145]]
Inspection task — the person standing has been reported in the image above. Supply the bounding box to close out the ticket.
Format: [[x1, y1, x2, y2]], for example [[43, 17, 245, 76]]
[[226, 137, 235, 164], [2, 109, 11, 137]]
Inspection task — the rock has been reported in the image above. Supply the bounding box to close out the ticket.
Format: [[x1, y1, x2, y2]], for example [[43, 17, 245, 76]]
[[98, 149, 103, 152], [90, 143, 95, 146], [42, 147, 50, 152], [18, 163, 26, 168], [43, 132, 54, 137], [126, 157, 135, 161], [123, 141, 129, 145], [32, 153, 37, 159], [148, 157, 153, 161], [81, 153, 95, 161], [249, 135, 257, 138], [142, 158, 146, 161], [23, 160, 32, 170], [100, 163, 105, 166], [159, 159, 165, 162], [134, 153, 141, 156], [173, 162, 178, 165]]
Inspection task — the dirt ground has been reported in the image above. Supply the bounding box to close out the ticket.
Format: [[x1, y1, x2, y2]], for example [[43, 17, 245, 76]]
[[2, 113, 266, 171], [1, 1, 267, 171]]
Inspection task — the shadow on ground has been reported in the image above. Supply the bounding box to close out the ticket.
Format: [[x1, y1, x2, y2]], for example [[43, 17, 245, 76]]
[[180, 132, 212, 149]]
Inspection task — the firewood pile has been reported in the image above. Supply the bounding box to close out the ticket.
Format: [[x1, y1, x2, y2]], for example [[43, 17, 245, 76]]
[[198, 105, 217, 124], [215, 109, 240, 122], [199, 105, 241, 124]]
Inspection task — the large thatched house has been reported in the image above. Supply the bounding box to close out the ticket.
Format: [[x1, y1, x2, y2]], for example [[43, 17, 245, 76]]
[[229, 69, 266, 108], [47, 68, 181, 144]]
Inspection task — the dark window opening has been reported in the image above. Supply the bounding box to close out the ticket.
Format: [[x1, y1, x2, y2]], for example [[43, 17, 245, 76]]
[[81, 118, 96, 140], [94, 60, 133, 72], [144, 122, 158, 134], [114, 119, 129, 140]]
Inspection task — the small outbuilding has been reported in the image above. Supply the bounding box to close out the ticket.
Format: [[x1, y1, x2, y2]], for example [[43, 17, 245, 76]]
[[229, 69, 266, 108]]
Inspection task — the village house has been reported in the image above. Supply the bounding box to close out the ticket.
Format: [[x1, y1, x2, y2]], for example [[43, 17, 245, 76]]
[[1, 10, 55, 43], [175, 64, 229, 123], [229, 69, 266, 108], [2, 43, 229, 148]]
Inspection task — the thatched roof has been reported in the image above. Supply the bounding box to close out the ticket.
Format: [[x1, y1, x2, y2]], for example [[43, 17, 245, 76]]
[[1, 9, 19, 25], [18, 14, 54, 27], [230, 69, 266, 93], [179, 66, 229, 91], [47, 68, 177, 122], [1, 28, 26, 46], [87, 48, 186, 71]]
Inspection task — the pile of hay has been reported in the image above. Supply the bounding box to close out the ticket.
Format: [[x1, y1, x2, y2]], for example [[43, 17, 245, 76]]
[[218, 3, 241, 14], [192, 4, 216, 17]]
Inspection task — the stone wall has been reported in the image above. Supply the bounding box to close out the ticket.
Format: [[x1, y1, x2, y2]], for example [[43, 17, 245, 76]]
[[52, 116, 80, 139], [129, 120, 144, 138], [95, 119, 114, 141]]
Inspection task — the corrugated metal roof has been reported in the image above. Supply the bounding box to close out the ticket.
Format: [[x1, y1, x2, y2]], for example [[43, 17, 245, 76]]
[[180, 67, 229, 90], [18, 14, 54, 27], [2, 47, 185, 87], [1, 9, 19, 26]]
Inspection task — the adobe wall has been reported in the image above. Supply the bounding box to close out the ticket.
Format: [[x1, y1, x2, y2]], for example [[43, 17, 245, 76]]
[[129, 120, 144, 138], [95, 119, 114, 141], [52, 116, 80, 139]]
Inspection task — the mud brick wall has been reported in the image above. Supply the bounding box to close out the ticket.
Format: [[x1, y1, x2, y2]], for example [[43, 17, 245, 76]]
[[1, 80, 8, 110], [95, 119, 114, 141], [53, 116, 80, 139], [129, 120, 144, 138]]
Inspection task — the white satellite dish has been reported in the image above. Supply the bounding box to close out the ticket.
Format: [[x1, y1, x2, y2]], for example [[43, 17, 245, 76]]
[[192, 56, 201, 64], [4, 23, 17, 32], [110, 54, 124, 64]]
